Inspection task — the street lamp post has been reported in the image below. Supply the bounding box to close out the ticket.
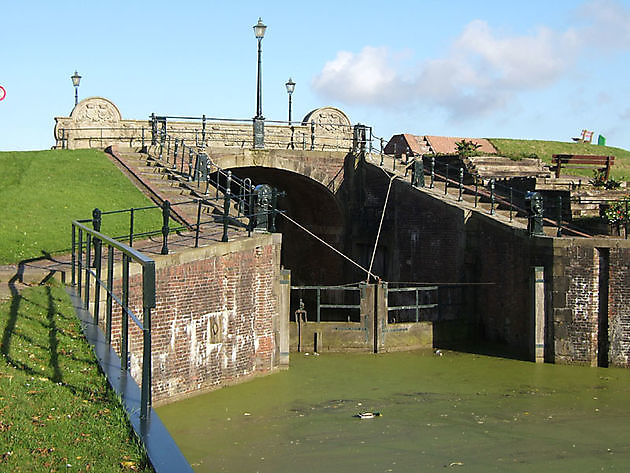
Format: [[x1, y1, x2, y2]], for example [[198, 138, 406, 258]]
[[285, 77, 295, 125], [253, 18, 267, 149], [71, 70, 82, 107]]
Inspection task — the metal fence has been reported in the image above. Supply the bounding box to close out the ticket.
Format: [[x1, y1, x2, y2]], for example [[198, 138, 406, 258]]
[[71, 220, 155, 419]]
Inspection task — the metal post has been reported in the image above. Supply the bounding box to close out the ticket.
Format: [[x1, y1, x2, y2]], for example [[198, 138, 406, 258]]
[[310, 121, 315, 150], [150, 113, 156, 146], [270, 187, 278, 232], [195, 200, 202, 248], [93, 238, 102, 325], [430, 157, 435, 189], [71, 224, 76, 286], [415, 288, 419, 323], [222, 180, 231, 243], [141, 127, 145, 149], [202, 114, 206, 144], [84, 234, 91, 310], [121, 254, 129, 371], [106, 246, 114, 344], [188, 148, 194, 181], [92, 208, 102, 268], [316, 287, 321, 323], [444, 164, 449, 195], [129, 207, 135, 247], [490, 179, 496, 215], [77, 229, 83, 297], [161, 201, 170, 255], [458, 167, 463, 201]]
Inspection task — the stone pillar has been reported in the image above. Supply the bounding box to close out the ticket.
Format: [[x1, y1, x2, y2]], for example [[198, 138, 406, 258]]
[[278, 269, 291, 368], [360, 283, 375, 352], [375, 282, 388, 353], [532, 266, 546, 363]]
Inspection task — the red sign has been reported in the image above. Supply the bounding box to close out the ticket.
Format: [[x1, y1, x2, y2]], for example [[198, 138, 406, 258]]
[[0, 86, 5, 101]]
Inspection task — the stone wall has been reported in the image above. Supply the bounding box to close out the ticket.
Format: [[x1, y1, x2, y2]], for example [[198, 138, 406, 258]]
[[101, 233, 288, 406], [54, 98, 355, 152], [354, 159, 630, 366]]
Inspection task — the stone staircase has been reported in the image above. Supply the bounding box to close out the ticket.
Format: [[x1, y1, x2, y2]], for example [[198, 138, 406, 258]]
[[106, 146, 229, 229]]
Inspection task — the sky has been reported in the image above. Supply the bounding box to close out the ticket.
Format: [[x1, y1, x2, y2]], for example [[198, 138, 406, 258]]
[[1, 0, 630, 151]]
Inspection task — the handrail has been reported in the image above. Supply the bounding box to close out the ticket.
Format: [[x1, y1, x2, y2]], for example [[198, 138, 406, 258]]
[[71, 220, 155, 420]]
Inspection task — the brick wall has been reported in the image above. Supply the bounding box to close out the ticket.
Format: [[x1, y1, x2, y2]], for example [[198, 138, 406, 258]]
[[103, 233, 286, 405], [609, 247, 630, 366]]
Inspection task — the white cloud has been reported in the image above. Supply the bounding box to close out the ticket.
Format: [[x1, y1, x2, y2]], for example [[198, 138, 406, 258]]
[[311, 0, 629, 120]]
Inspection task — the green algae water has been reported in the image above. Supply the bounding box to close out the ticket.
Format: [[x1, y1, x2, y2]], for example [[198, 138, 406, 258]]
[[157, 351, 630, 472]]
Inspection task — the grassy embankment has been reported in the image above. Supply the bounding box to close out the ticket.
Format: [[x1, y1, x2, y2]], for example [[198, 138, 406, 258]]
[[0, 283, 153, 472], [0, 149, 163, 471], [488, 138, 630, 181], [0, 149, 163, 265]]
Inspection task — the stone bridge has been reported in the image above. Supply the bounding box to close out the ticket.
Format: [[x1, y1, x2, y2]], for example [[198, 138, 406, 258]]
[[57, 97, 630, 368]]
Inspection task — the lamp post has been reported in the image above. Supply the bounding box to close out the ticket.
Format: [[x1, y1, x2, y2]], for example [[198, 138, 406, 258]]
[[71, 70, 81, 107], [253, 18, 267, 149], [285, 77, 295, 125]]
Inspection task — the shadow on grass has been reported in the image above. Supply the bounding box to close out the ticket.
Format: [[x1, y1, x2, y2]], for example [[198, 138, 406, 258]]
[[0, 251, 89, 394]]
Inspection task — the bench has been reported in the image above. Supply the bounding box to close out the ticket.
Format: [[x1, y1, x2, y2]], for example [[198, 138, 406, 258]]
[[572, 129, 594, 143], [552, 154, 615, 179]]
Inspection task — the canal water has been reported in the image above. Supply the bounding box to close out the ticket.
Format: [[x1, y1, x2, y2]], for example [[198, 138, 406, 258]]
[[157, 351, 630, 472]]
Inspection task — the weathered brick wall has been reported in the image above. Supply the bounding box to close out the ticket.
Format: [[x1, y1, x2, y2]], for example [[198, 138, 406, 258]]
[[103, 234, 285, 405], [552, 243, 598, 364], [609, 247, 630, 366]]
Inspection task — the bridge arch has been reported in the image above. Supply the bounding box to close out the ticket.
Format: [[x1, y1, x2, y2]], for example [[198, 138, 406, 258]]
[[213, 152, 352, 286]]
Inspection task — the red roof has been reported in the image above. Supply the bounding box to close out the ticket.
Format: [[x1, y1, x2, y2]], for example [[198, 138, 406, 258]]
[[425, 136, 497, 155]]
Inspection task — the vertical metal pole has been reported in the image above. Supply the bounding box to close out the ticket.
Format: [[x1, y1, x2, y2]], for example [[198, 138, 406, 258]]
[[317, 288, 321, 323], [270, 187, 278, 232], [415, 288, 419, 323], [490, 179, 496, 215], [195, 200, 202, 248], [129, 208, 135, 247], [430, 157, 435, 189], [140, 306, 152, 419], [106, 246, 114, 344], [151, 113, 156, 146], [84, 234, 91, 310], [94, 238, 102, 325], [161, 201, 170, 255], [310, 121, 315, 150], [458, 168, 463, 201], [77, 229, 83, 297], [444, 164, 449, 195], [222, 172, 232, 243], [121, 254, 129, 371], [202, 114, 206, 144], [141, 127, 145, 149], [71, 224, 76, 286], [180, 142, 185, 174]]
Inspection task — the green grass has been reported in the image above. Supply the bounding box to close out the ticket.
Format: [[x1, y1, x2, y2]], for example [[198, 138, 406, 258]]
[[0, 283, 153, 472], [488, 138, 630, 181], [0, 149, 163, 264]]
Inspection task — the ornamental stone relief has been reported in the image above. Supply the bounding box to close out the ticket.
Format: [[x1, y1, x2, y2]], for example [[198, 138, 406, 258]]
[[302, 107, 351, 133], [70, 97, 122, 123]]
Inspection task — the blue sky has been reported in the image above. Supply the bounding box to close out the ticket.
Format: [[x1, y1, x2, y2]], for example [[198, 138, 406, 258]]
[[1, 0, 630, 151]]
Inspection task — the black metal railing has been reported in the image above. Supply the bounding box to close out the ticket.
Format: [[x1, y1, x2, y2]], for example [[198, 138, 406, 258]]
[[290, 285, 362, 322], [375, 152, 601, 237], [387, 286, 438, 323], [71, 220, 155, 419]]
